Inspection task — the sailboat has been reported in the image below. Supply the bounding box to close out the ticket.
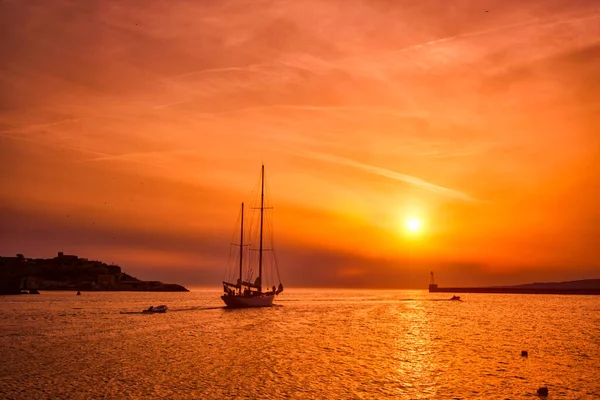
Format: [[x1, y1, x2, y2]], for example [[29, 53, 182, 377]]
[[221, 165, 284, 308]]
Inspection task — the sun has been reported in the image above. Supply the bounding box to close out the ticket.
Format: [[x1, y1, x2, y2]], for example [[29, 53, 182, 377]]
[[405, 217, 422, 233]]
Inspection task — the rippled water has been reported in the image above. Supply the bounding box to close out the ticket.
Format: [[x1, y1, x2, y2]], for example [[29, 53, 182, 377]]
[[1, 289, 599, 399]]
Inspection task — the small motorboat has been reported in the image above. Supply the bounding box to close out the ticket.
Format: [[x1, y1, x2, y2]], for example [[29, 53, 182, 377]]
[[143, 305, 168, 313], [450, 295, 461, 301]]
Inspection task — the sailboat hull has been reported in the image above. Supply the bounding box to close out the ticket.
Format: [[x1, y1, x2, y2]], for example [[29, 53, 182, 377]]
[[221, 293, 275, 308]]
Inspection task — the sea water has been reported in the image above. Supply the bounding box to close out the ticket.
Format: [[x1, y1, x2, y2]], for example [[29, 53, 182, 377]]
[[1, 289, 598, 399]]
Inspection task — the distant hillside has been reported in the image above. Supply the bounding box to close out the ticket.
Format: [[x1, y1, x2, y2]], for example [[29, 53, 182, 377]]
[[507, 279, 600, 290], [429, 278, 600, 295], [0, 252, 189, 294]]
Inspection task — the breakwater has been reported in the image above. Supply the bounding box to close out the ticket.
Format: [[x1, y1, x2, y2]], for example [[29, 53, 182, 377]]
[[429, 279, 600, 295]]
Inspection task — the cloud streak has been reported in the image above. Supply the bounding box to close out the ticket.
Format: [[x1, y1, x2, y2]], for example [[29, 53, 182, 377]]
[[295, 150, 478, 202]]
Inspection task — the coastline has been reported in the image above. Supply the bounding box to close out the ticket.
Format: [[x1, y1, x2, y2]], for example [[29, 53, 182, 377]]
[[428, 279, 600, 295], [0, 252, 189, 295]]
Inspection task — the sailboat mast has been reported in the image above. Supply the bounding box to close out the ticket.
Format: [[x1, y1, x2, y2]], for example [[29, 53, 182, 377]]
[[258, 164, 264, 291], [239, 202, 244, 295]]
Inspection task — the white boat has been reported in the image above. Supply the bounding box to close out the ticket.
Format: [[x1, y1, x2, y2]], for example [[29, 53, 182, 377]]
[[143, 305, 168, 313], [221, 165, 284, 308]]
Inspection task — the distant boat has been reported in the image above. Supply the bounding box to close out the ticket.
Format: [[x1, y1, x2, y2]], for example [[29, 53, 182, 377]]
[[450, 295, 461, 301], [143, 305, 168, 313], [76, 290, 81, 296], [221, 165, 284, 308]]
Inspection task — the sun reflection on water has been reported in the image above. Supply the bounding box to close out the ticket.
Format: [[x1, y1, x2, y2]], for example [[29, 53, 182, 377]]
[[0, 290, 598, 399]]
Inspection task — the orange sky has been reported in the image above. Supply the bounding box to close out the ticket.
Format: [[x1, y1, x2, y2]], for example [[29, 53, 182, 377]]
[[1, 0, 599, 288]]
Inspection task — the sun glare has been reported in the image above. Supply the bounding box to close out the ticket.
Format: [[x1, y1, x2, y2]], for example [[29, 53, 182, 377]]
[[405, 218, 422, 233]]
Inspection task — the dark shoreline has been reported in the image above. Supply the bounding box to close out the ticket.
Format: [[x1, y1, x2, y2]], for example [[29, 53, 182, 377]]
[[429, 287, 600, 295], [2, 288, 190, 296], [1, 252, 189, 295], [429, 279, 600, 295]]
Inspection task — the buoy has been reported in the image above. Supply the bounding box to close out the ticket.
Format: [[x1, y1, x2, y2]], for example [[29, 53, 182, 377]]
[[521, 350, 528, 357], [537, 387, 548, 396]]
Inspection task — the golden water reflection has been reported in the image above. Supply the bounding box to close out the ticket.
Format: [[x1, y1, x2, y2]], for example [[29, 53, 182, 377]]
[[0, 289, 598, 399]]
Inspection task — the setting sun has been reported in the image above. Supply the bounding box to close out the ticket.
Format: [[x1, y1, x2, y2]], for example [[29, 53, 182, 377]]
[[405, 218, 422, 234]]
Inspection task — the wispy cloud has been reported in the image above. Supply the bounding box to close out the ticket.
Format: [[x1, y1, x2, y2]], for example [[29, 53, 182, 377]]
[[153, 99, 195, 109], [0, 118, 81, 134], [78, 149, 193, 164], [389, 11, 600, 56], [295, 150, 478, 203]]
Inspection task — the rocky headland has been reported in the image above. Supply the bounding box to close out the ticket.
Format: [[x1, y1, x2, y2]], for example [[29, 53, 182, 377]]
[[0, 252, 189, 294]]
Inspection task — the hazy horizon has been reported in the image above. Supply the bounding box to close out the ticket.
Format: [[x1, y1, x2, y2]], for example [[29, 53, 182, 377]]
[[2, 248, 598, 290], [2, 0, 599, 288]]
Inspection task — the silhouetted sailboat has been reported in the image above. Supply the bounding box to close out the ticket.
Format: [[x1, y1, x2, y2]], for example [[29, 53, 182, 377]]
[[221, 165, 283, 308]]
